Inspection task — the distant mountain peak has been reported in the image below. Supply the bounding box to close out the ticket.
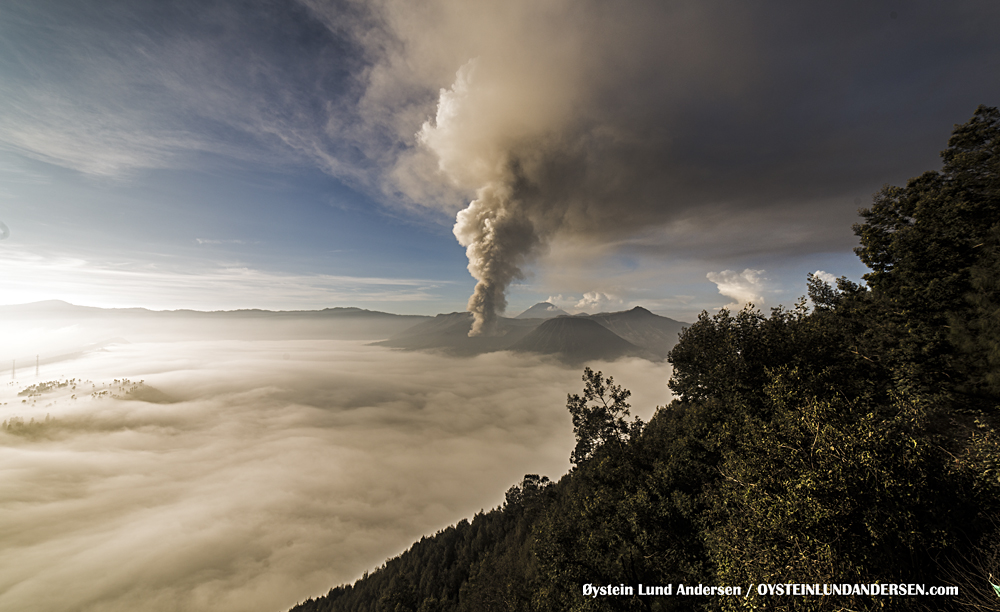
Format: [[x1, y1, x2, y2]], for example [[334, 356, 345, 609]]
[[508, 317, 646, 363], [515, 302, 570, 319], [618, 305, 655, 317]]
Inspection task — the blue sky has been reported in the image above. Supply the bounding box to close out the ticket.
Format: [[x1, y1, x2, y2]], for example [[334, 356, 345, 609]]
[[1, 0, 998, 320]]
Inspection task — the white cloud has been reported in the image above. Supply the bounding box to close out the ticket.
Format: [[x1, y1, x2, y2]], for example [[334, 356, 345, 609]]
[[574, 291, 624, 313], [812, 269, 837, 284], [540, 292, 625, 314], [706, 268, 769, 309]]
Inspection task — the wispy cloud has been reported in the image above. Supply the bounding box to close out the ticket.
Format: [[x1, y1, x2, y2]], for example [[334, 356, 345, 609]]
[[1, 0, 998, 321], [195, 238, 250, 245], [3, 1, 998, 250], [0, 2, 374, 182], [0, 250, 450, 310]]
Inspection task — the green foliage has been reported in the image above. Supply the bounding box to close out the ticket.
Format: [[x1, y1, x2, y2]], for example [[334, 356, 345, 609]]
[[805, 273, 840, 311], [666, 307, 771, 406], [532, 398, 725, 612], [567, 367, 642, 466], [705, 370, 984, 610], [290, 475, 555, 612], [951, 223, 1000, 397], [852, 105, 1000, 398]]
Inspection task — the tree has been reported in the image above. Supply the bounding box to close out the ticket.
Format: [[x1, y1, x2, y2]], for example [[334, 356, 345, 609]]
[[950, 223, 1000, 397], [806, 272, 841, 311], [852, 105, 1000, 396], [703, 365, 981, 611], [566, 367, 641, 466], [666, 306, 770, 407]]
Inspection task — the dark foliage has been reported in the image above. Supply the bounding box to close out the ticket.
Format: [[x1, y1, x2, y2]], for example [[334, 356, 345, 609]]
[[566, 367, 642, 466], [290, 474, 554, 612]]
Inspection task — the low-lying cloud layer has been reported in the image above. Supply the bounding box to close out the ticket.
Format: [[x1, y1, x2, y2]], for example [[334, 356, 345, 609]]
[[0, 317, 672, 612]]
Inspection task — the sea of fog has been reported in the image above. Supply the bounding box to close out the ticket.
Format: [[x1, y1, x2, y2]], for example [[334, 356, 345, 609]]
[[0, 316, 672, 612]]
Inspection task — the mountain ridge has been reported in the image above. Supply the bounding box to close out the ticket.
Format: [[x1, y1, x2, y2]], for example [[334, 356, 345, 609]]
[[2, 301, 689, 364], [376, 303, 689, 363]]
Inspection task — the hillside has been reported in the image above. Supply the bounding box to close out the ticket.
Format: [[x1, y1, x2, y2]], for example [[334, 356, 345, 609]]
[[585, 306, 686, 359], [372, 312, 540, 356], [285, 106, 1000, 612], [507, 317, 648, 363], [0, 302, 431, 343]]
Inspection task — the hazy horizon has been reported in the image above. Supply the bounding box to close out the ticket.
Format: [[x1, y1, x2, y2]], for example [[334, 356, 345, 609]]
[[0, 298, 689, 319]]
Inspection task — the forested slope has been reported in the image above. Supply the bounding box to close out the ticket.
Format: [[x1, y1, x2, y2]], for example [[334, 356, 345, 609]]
[[290, 106, 1000, 611]]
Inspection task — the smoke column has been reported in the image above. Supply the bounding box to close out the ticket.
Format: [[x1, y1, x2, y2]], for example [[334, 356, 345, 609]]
[[453, 183, 539, 335], [418, 60, 560, 335], [417, 53, 590, 336]]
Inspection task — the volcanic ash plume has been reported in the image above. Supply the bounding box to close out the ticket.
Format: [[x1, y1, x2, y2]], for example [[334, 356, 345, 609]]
[[454, 183, 539, 336], [419, 59, 557, 336]]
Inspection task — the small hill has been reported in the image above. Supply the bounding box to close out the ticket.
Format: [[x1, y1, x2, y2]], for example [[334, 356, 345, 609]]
[[515, 302, 570, 319], [508, 317, 647, 363], [0, 300, 151, 317], [122, 383, 178, 404]]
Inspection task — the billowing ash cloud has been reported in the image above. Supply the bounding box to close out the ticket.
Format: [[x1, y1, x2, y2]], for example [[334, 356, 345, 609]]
[[416, 58, 548, 333], [410, 30, 682, 332], [416, 56, 578, 334], [453, 184, 539, 334], [377, 0, 1000, 331]]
